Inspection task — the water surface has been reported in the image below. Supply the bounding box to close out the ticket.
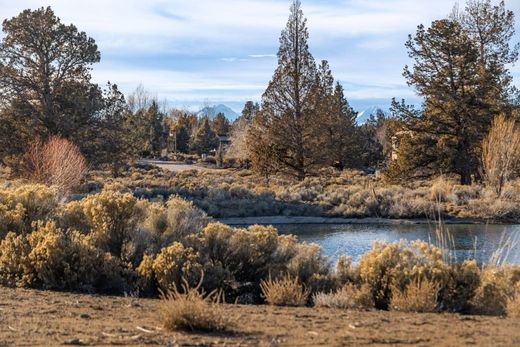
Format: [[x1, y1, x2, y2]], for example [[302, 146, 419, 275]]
[[244, 223, 520, 264]]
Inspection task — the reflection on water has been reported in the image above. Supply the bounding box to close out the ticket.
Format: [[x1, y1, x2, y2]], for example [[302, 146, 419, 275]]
[[244, 223, 520, 264]]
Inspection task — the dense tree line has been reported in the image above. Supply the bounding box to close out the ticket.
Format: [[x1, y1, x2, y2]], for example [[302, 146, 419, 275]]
[[1, 1, 518, 186]]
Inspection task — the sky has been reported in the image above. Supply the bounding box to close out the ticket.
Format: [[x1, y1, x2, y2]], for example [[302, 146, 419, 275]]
[[0, 0, 519, 114]]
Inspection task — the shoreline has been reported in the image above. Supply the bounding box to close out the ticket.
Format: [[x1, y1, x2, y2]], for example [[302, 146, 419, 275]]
[[218, 216, 508, 226]]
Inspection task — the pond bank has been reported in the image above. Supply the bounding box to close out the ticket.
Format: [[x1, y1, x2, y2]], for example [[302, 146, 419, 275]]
[[218, 216, 489, 226]]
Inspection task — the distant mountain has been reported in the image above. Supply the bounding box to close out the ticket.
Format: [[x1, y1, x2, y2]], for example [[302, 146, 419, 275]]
[[356, 106, 389, 125], [197, 104, 239, 120]]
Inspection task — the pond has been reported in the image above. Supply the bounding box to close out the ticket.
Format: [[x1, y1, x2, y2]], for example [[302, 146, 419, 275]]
[[242, 223, 520, 265]]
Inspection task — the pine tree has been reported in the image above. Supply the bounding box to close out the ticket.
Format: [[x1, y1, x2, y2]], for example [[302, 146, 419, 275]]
[[392, 1, 518, 184], [212, 112, 231, 136], [191, 117, 219, 155], [251, 0, 319, 180], [240, 101, 260, 123]]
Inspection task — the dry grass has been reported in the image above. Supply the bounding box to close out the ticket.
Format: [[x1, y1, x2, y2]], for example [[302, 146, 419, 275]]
[[161, 277, 232, 333], [260, 274, 310, 307], [313, 284, 374, 310], [390, 277, 439, 313]]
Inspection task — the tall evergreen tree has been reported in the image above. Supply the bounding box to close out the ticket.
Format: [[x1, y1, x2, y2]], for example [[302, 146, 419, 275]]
[[191, 117, 219, 155], [212, 112, 231, 136], [0, 7, 100, 165], [315, 61, 360, 169], [251, 0, 319, 180], [240, 101, 260, 123], [391, 1, 518, 184]]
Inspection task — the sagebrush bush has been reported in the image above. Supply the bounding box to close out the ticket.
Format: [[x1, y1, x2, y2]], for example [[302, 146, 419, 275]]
[[199, 223, 329, 288], [0, 184, 58, 237], [313, 284, 373, 310], [161, 278, 231, 332], [60, 190, 145, 258], [147, 242, 202, 293], [0, 221, 130, 292], [358, 241, 452, 310], [142, 196, 209, 248], [260, 274, 310, 306], [390, 277, 439, 313], [470, 267, 516, 316]]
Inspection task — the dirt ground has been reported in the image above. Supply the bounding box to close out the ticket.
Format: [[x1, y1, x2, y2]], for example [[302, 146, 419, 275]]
[[1, 287, 519, 347]]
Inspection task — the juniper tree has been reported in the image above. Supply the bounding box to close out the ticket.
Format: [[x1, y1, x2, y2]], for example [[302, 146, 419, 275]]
[[0, 7, 100, 164], [392, 0, 518, 184], [252, 0, 319, 180]]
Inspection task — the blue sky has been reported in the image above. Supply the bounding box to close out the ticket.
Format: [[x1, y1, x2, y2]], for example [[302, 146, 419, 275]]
[[1, 0, 519, 113]]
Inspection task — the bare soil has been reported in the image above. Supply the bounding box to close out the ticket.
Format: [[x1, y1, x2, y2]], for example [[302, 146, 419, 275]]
[[1, 287, 519, 347]]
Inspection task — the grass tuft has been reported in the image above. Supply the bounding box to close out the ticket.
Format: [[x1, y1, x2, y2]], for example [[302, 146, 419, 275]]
[[161, 276, 232, 332], [260, 274, 309, 307]]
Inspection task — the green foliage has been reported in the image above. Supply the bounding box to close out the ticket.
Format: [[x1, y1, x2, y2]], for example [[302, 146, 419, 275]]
[[212, 113, 231, 136], [392, 1, 518, 184], [191, 117, 219, 155]]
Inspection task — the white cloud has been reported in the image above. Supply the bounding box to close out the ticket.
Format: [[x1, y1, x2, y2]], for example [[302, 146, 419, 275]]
[[0, 0, 517, 106]]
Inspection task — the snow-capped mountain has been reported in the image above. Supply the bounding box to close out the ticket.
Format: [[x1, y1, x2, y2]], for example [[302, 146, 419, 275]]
[[197, 104, 239, 120], [356, 106, 389, 125]]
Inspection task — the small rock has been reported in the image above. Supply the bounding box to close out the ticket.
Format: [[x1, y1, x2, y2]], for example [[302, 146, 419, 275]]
[[79, 313, 91, 319]]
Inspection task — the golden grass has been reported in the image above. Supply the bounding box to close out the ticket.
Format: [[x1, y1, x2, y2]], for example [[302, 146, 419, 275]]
[[161, 277, 232, 332], [260, 274, 309, 307], [313, 284, 374, 310]]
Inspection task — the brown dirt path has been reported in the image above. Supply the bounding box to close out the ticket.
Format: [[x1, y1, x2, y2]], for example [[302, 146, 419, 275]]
[[0, 287, 519, 346]]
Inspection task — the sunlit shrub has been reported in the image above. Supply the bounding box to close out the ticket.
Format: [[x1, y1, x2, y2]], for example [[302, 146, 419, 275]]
[[22, 136, 87, 195], [199, 223, 329, 288], [60, 190, 145, 258], [260, 274, 309, 306], [470, 267, 515, 316], [313, 284, 373, 310], [139, 242, 202, 293], [390, 277, 439, 313], [358, 241, 451, 310], [0, 221, 130, 292], [0, 184, 58, 236], [143, 196, 209, 247]]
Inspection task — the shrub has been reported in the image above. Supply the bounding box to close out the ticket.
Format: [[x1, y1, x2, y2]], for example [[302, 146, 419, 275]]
[[390, 277, 439, 313], [482, 114, 520, 197], [313, 284, 374, 310], [358, 241, 451, 310], [260, 274, 309, 306], [0, 221, 130, 292], [161, 277, 231, 332], [22, 136, 87, 195], [429, 177, 454, 202], [507, 282, 520, 318], [0, 184, 58, 236], [60, 190, 145, 258], [148, 242, 202, 293], [143, 196, 209, 247], [470, 267, 513, 316]]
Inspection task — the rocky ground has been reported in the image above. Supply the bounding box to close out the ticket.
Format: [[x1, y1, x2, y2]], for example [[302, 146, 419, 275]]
[[1, 287, 519, 346]]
